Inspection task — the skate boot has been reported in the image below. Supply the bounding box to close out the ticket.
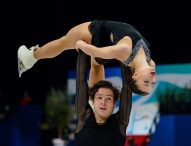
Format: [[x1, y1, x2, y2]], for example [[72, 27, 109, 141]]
[[17, 45, 38, 77]]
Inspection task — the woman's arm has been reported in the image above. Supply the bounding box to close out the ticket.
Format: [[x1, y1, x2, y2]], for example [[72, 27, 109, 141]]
[[75, 40, 131, 62]]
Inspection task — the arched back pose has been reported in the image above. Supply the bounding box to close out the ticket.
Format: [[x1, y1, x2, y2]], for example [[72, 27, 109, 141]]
[[18, 19, 156, 95], [74, 51, 132, 146]]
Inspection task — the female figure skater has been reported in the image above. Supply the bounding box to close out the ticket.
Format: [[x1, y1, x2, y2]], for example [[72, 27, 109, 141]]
[[18, 19, 156, 95]]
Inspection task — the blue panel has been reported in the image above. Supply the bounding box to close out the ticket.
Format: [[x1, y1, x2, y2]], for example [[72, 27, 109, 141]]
[[18, 106, 41, 146], [149, 115, 191, 146], [149, 115, 175, 146]]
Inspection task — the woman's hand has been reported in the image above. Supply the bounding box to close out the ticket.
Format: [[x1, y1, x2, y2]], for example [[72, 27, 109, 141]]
[[75, 40, 98, 57], [75, 40, 87, 52]]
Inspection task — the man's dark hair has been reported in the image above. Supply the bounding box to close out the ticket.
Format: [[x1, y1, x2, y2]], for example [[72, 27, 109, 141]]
[[89, 80, 120, 101]]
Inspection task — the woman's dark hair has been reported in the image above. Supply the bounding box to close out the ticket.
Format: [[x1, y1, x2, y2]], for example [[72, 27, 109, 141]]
[[129, 79, 148, 96], [89, 80, 120, 101], [128, 66, 148, 96]]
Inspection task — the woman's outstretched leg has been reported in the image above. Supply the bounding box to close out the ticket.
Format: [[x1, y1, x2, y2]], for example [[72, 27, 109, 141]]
[[17, 35, 74, 77], [17, 22, 91, 77]]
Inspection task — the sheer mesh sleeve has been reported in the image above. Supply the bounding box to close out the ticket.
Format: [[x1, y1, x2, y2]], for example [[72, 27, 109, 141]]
[[118, 63, 132, 136], [75, 51, 90, 133]]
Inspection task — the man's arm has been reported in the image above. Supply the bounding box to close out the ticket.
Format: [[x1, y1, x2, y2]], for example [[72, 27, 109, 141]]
[[75, 51, 89, 118], [88, 57, 105, 88], [118, 63, 133, 136]]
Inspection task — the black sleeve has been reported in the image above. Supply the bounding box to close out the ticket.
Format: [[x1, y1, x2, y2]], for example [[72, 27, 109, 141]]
[[118, 63, 132, 136], [75, 51, 90, 133], [75, 50, 89, 117]]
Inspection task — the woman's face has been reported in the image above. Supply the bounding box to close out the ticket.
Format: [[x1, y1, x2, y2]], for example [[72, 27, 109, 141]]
[[132, 66, 156, 94], [92, 88, 115, 123]]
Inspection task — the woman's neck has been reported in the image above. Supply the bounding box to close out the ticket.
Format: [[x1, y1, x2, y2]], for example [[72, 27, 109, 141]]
[[130, 48, 149, 70]]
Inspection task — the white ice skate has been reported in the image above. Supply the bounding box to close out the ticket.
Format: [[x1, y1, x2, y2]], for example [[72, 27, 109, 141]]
[[17, 45, 38, 77]]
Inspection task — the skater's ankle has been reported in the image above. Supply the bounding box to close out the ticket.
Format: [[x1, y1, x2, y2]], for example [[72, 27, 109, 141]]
[[33, 47, 39, 60]]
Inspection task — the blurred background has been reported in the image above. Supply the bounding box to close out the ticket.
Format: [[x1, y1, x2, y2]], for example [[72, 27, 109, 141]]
[[0, 0, 191, 146]]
